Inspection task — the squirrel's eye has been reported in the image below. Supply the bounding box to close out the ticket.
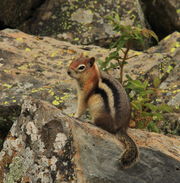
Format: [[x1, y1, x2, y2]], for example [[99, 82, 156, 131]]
[[78, 65, 86, 71]]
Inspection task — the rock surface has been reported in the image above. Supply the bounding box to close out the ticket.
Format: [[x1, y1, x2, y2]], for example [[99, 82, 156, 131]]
[[0, 29, 179, 141], [0, 29, 179, 108], [0, 97, 179, 183], [0, 0, 179, 45], [20, 0, 146, 46], [0, 0, 147, 46]]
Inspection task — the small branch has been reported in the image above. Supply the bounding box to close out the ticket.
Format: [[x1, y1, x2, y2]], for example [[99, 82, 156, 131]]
[[120, 46, 130, 84], [118, 56, 123, 60], [117, 58, 121, 66], [120, 48, 126, 54], [126, 55, 138, 60]]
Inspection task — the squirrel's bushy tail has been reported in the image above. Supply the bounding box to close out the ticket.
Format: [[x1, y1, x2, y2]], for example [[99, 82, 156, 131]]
[[116, 129, 139, 169]]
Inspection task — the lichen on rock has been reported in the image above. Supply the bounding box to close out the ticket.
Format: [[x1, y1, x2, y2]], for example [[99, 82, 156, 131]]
[[1, 98, 180, 183]]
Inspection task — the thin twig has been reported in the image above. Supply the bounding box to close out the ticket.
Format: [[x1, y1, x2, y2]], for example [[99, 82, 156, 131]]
[[120, 48, 126, 54], [117, 58, 121, 67], [118, 56, 123, 60], [120, 46, 130, 83], [126, 55, 138, 60]]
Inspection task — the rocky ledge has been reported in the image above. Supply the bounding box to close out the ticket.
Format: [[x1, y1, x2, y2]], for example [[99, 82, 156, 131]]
[[0, 98, 179, 183]]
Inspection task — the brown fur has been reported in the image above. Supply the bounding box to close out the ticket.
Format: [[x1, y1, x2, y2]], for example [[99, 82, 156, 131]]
[[68, 56, 139, 169]]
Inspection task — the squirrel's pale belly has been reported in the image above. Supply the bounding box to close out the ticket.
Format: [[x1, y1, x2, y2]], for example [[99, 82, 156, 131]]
[[87, 72, 130, 131]]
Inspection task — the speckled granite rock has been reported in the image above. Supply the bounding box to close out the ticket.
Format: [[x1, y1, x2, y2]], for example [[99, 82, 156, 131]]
[[19, 0, 147, 46], [1, 0, 179, 46], [0, 29, 179, 108], [0, 98, 179, 183]]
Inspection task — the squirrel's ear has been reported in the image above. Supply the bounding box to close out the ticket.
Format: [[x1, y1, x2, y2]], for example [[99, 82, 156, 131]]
[[88, 57, 95, 67]]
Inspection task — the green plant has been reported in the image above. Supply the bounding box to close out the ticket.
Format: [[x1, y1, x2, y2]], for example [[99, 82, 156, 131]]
[[125, 76, 172, 132], [98, 12, 158, 83], [97, 12, 173, 133]]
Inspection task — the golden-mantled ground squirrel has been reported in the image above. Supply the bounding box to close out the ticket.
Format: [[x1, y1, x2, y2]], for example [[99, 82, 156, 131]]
[[67, 55, 138, 169]]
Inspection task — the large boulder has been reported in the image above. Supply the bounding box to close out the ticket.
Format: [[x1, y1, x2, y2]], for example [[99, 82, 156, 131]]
[[0, 98, 179, 183], [19, 0, 147, 46], [0, 29, 179, 108], [147, 31, 180, 108], [1, 0, 179, 46], [0, 29, 179, 141]]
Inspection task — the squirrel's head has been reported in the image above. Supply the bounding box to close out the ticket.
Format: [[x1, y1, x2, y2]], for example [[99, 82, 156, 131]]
[[67, 56, 96, 80]]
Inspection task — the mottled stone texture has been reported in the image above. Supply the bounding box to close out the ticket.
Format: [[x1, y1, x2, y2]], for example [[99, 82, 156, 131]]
[[0, 98, 76, 183], [0, 0, 179, 45], [0, 29, 179, 108], [0, 29, 179, 143], [0, 98, 180, 183], [19, 0, 146, 46]]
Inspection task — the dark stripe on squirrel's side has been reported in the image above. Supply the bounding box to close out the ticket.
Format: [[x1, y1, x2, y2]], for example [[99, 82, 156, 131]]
[[94, 87, 110, 113], [101, 77, 121, 118]]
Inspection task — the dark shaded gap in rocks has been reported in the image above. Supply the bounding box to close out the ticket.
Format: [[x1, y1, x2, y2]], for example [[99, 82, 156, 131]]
[[0, 0, 46, 30], [140, 0, 180, 40], [0, 105, 21, 150], [23, 0, 47, 23], [0, 21, 14, 30]]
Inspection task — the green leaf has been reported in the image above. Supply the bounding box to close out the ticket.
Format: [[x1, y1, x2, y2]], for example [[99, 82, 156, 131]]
[[140, 89, 154, 96], [144, 103, 158, 111], [126, 74, 133, 81], [152, 112, 163, 121], [137, 121, 145, 129], [110, 41, 118, 49], [127, 80, 146, 90], [108, 51, 119, 60], [114, 13, 121, 23], [141, 111, 153, 117], [156, 104, 173, 112], [143, 80, 149, 88], [131, 101, 142, 111], [97, 59, 109, 71], [109, 62, 119, 69], [116, 39, 126, 50], [147, 122, 160, 133]]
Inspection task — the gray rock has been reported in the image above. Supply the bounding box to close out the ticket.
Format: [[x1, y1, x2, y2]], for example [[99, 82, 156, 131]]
[[0, 98, 179, 183], [168, 92, 180, 106], [0, 29, 179, 138], [19, 0, 147, 46]]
